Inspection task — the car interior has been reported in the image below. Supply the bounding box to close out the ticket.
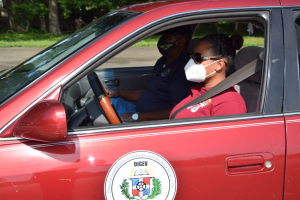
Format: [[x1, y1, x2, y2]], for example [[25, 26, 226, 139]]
[[62, 19, 265, 127]]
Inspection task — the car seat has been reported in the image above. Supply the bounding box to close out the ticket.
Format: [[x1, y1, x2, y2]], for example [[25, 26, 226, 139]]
[[187, 38, 201, 53], [234, 46, 263, 112]]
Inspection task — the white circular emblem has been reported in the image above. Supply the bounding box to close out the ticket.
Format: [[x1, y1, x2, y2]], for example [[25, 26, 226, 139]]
[[104, 151, 177, 200]]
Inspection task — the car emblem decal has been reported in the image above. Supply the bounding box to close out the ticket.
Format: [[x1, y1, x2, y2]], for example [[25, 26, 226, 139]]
[[188, 99, 211, 113], [161, 68, 170, 77], [105, 151, 177, 200]]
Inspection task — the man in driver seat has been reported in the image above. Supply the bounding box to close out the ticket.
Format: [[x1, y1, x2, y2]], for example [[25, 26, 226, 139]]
[[107, 26, 195, 122]]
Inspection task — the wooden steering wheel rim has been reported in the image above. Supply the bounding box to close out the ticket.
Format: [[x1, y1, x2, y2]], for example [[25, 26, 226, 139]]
[[87, 72, 121, 124]]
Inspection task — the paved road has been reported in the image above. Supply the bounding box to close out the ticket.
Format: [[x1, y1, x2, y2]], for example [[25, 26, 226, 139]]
[[0, 47, 161, 72], [0, 48, 43, 71]]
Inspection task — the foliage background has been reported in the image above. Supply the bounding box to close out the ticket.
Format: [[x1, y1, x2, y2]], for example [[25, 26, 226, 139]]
[[0, 1, 264, 47]]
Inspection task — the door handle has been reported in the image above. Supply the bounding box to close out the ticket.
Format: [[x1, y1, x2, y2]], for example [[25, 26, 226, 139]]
[[105, 79, 119, 86], [227, 155, 264, 173], [226, 153, 274, 175]]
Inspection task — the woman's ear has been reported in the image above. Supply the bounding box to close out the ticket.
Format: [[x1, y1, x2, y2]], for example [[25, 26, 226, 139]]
[[215, 59, 227, 72]]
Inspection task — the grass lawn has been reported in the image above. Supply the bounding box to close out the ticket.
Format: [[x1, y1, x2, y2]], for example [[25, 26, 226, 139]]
[[133, 35, 264, 47], [0, 32, 68, 47], [242, 36, 264, 46], [0, 32, 264, 48]]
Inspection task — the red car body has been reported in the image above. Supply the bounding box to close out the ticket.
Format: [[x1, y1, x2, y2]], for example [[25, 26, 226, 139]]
[[0, 0, 300, 199]]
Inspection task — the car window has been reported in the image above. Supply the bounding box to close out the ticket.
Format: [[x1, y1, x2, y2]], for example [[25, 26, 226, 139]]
[[63, 18, 265, 127], [188, 21, 264, 113], [101, 35, 161, 69], [0, 10, 140, 105]]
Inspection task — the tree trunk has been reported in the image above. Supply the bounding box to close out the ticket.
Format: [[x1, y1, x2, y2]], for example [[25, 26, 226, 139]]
[[40, 16, 47, 32], [3, 0, 18, 31], [235, 22, 239, 31], [49, 0, 61, 34], [24, 20, 29, 32], [214, 22, 219, 33]]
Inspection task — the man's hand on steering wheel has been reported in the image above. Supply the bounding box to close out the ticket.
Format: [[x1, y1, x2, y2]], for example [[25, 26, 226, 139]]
[[87, 72, 121, 124], [106, 89, 119, 98]]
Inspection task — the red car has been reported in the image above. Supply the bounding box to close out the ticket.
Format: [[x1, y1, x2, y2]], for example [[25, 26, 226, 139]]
[[0, 0, 300, 199]]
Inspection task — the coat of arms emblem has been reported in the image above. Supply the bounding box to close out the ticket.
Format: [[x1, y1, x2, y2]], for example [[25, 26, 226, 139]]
[[105, 151, 177, 200], [120, 168, 161, 200]]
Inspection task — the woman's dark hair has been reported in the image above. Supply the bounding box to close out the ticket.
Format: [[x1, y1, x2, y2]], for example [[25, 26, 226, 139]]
[[201, 33, 236, 72]]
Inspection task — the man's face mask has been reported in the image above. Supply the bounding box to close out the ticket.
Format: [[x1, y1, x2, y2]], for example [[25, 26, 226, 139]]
[[157, 36, 180, 56]]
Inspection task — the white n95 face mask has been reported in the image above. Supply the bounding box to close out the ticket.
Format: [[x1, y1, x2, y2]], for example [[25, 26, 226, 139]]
[[184, 58, 218, 83]]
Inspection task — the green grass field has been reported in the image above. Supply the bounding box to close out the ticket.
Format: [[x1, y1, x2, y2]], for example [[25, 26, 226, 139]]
[[133, 22, 264, 47], [0, 32, 264, 48], [0, 32, 68, 47], [133, 35, 264, 47]]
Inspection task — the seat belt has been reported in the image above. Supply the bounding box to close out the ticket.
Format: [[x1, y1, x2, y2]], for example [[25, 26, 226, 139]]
[[170, 58, 262, 119]]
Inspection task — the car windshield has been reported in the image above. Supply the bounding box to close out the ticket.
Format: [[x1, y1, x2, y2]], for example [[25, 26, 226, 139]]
[[0, 10, 139, 105]]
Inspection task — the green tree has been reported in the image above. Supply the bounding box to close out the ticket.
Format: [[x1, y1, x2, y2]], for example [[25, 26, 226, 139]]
[[5, 0, 139, 34], [12, 2, 49, 32], [2, 0, 23, 32], [58, 0, 136, 19]]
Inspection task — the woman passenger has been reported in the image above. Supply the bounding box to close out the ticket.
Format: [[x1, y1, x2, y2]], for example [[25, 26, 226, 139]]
[[170, 34, 247, 119]]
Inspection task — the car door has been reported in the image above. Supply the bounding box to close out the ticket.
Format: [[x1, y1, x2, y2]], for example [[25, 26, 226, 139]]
[[64, 8, 286, 199], [282, 7, 300, 200], [0, 5, 286, 200]]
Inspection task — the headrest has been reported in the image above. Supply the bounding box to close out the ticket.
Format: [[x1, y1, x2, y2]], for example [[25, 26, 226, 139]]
[[234, 46, 264, 83], [187, 38, 201, 53]]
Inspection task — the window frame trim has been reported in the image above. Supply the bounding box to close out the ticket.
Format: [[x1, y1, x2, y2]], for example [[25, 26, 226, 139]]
[[282, 9, 300, 112]]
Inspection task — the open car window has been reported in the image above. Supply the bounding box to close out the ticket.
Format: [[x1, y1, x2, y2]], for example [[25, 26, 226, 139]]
[[101, 35, 161, 69], [62, 16, 266, 128]]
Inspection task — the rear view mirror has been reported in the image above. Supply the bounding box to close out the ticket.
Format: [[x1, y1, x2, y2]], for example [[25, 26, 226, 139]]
[[14, 100, 67, 142]]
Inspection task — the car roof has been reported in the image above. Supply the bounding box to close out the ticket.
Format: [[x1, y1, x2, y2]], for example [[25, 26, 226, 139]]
[[119, 0, 281, 13]]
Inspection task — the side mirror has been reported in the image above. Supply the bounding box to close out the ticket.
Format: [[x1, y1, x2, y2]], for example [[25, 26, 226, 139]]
[[14, 100, 68, 142]]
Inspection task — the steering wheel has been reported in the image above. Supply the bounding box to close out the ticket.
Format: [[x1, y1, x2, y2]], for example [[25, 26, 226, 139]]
[[87, 72, 121, 124]]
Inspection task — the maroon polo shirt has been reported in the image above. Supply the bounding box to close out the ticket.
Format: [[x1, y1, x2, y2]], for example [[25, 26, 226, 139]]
[[170, 83, 247, 119]]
